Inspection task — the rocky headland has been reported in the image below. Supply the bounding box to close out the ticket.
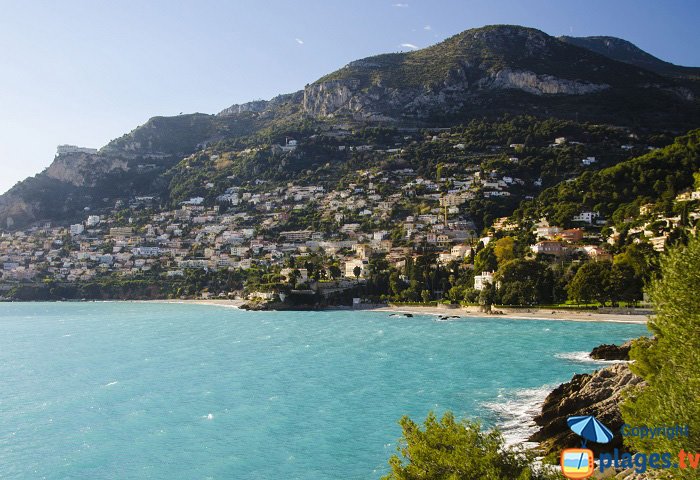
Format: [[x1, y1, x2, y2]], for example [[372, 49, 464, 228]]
[[530, 342, 644, 457]]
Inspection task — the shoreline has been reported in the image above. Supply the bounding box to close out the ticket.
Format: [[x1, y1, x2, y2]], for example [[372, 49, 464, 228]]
[[4, 298, 647, 324], [144, 299, 649, 324], [370, 305, 649, 324]]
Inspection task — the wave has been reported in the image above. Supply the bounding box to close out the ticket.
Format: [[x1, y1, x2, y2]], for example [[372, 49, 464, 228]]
[[104, 381, 118, 387], [482, 385, 554, 447], [554, 351, 629, 364]]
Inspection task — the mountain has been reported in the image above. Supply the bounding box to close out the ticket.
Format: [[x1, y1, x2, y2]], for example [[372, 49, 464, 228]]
[[301, 25, 699, 124], [559, 35, 700, 79], [1, 24, 699, 229]]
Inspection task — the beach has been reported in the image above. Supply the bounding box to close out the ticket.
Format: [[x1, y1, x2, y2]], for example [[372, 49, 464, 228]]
[[156, 299, 649, 324], [373, 305, 650, 324]]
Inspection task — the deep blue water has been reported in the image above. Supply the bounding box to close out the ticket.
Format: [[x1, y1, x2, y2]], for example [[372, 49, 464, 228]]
[[0, 302, 648, 479]]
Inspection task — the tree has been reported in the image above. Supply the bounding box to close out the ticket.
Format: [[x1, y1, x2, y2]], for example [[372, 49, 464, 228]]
[[389, 271, 403, 298], [436, 162, 444, 183], [353, 265, 361, 279], [474, 244, 498, 273], [328, 265, 341, 280], [566, 261, 613, 305], [613, 243, 658, 283], [609, 263, 642, 305], [621, 235, 700, 475], [420, 289, 430, 303], [479, 282, 496, 313], [288, 268, 301, 286], [382, 412, 557, 480], [496, 259, 554, 305], [493, 236, 516, 266]]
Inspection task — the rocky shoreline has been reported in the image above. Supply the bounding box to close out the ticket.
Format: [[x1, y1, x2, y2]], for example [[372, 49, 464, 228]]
[[529, 341, 644, 458]]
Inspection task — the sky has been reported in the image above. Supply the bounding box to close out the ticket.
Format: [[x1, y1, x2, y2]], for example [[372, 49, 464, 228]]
[[0, 0, 698, 194]]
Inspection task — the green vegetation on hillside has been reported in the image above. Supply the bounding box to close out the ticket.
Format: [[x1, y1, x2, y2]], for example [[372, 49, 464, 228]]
[[516, 129, 700, 228]]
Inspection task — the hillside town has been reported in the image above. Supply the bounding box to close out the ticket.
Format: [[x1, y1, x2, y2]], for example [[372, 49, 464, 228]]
[[2, 133, 698, 305]]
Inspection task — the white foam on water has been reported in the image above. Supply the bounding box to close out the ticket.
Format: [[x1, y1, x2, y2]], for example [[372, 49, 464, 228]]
[[482, 385, 554, 447], [554, 351, 629, 364], [206, 413, 214, 420], [104, 381, 118, 387]]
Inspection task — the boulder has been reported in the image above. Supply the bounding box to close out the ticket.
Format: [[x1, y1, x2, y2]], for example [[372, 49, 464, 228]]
[[590, 340, 633, 360]]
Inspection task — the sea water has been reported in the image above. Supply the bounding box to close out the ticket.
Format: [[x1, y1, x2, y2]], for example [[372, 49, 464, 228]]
[[0, 302, 648, 479]]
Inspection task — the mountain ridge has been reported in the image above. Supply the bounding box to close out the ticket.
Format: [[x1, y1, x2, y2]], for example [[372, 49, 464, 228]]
[[2, 24, 699, 229], [559, 35, 700, 79]]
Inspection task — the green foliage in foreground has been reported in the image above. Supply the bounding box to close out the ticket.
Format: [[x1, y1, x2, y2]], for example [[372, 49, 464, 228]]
[[621, 235, 700, 477], [383, 412, 561, 480]]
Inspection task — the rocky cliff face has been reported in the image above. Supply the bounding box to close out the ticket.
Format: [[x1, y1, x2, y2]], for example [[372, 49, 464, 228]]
[[303, 79, 361, 117], [480, 69, 609, 95], [0, 193, 36, 229], [45, 153, 129, 187], [218, 92, 302, 117], [529, 363, 644, 457], [302, 67, 610, 120], [218, 99, 270, 116]]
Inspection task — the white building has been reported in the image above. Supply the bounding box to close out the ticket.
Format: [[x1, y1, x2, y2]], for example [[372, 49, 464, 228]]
[[280, 268, 309, 283], [182, 197, 205, 206], [280, 139, 298, 152], [344, 258, 369, 278], [572, 211, 600, 224], [535, 225, 561, 239], [56, 145, 98, 155], [86, 215, 101, 227], [69, 224, 84, 236], [450, 244, 472, 259], [479, 236, 493, 247], [231, 246, 250, 256], [280, 230, 313, 242], [474, 271, 495, 291], [133, 246, 161, 257]]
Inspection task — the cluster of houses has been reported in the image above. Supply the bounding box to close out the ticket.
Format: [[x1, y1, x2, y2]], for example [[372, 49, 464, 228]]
[[1, 130, 696, 300]]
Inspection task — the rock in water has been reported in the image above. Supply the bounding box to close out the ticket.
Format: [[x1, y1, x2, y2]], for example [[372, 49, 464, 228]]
[[590, 340, 633, 360], [529, 363, 645, 456]]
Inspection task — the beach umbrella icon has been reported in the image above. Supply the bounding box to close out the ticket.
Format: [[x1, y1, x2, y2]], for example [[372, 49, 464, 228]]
[[567, 415, 614, 447]]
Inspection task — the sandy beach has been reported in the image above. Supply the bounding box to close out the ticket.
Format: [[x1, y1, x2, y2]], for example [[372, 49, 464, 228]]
[[154, 299, 649, 324], [372, 304, 649, 324], [155, 299, 248, 308]]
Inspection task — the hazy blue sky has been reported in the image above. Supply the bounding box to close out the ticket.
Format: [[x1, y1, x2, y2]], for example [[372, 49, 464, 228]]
[[1, 0, 698, 194]]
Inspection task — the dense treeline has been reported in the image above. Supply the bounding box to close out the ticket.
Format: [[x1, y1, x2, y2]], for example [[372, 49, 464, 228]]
[[621, 235, 700, 479]]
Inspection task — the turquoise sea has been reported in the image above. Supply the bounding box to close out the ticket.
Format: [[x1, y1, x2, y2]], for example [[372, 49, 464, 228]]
[[0, 302, 648, 479]]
